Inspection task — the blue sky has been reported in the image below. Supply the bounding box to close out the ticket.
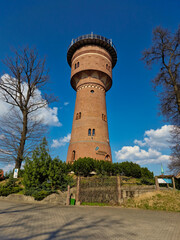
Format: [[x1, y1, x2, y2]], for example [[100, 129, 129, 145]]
[[0, 0, 179, 175]]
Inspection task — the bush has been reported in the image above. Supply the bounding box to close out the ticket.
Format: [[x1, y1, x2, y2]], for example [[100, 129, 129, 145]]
[[0, 176, 22, 196], [141, 167, 154, 179], [119, 162, 142, 178], [24, 187, 55, 201], [95, 160, 113, 176], [73, 157, 95, 176], [140, 178, 155, 185], [23, 138, 74, 197]]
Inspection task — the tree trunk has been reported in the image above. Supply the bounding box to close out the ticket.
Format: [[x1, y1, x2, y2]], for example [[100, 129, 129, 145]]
[[174, 83, 180, 115], [16, 111, 28, 169]]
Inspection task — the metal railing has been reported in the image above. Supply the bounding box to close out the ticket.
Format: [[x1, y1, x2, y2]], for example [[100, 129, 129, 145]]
[[68, 33, 117, 53]]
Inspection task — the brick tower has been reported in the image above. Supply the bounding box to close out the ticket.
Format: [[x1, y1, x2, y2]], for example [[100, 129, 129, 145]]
[[66, 34, 117, 163]]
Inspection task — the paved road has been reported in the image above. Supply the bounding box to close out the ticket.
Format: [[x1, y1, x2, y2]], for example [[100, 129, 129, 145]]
[[0, 200, 180, 240]]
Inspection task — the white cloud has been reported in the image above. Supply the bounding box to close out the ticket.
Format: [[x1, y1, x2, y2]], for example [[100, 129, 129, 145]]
[[115, 145, 169, 165], [0, 134, 5, 140], [115, 125, 172, 165], [64, 102, 69, 106], [2, 163, 14, 173], [33, 106, 62, 127], [0, 74, 62, 127], [134, 125, 173, 150], [51, 133, 71, 148]]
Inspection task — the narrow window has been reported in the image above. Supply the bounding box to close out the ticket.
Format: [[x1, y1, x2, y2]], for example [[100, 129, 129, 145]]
[[88, 129, 91, 136], [79, 112, 81, 119], [106, 64, 108, 69], [76, 113, 78, 120], [75, 63, 77, 69], [102, 114, 104, 120], [72, 150, 75, 161], [77, 62, 79, 67], [92, 129, 95, 136]]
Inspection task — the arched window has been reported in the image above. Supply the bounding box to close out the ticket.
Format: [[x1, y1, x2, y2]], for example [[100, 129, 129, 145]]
[[79, 112, 81, 119], [76, 113, 78, 120], [72, 150, 75, 161], [106, 64, 108, 69], [88, 129, 91, 136], [77, 62, 79, 67], [75, 63, 77, 69], [105, 154, 110, 161], [92, 129, 95, 136]]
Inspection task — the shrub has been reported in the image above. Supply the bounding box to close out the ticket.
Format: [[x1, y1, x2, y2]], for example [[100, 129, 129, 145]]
[[24, 187, 55, 201], [23, 138, 74, 195], [140, 178, 155, 185], [73, 157, 95, 176], [141, 167, 154, 179], [0, 176, 22, 196], [95, 160, 113, 176], [119, 162, 142, 178]]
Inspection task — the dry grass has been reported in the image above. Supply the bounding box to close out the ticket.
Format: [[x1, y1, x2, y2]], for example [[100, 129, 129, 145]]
[[122, 190, 180, 212]]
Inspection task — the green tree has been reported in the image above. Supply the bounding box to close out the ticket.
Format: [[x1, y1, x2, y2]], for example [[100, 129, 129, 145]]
[[95, 160, 113, 176], [73, 157, 95, 176], [141, 167, 154, 179], [23, 137, 73, 192], [23, 137, 51, 189]]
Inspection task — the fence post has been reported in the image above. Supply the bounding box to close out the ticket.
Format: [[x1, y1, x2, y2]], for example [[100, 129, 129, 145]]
[[155, 176, 160, 191], [76, 176, 80, 205], [172, 177, 176, 190], [117, 175, 121, 204], [66, 185, 70, 205]]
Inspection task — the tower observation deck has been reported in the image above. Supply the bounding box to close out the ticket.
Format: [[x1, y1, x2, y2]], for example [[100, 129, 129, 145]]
[[66, 34, 117, 163]]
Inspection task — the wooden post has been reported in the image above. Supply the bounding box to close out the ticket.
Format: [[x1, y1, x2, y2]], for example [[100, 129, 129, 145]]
[[66, 185, 70, 205], [76, 176, 80, 205], [117, 175, 121, 204], [172, 177, 176, 190], [155, 176, 160, 191]]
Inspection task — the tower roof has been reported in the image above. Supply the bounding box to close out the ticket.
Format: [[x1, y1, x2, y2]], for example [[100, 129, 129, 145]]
[[67, 34, 117, 68]]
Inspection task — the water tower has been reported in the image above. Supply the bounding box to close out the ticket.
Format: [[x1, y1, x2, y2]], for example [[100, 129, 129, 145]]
[[66, 33, 117, 163]]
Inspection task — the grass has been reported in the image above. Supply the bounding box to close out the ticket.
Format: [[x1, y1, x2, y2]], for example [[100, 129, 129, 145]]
[[122, 190, 180, 212], [81, 202, 110, 206]]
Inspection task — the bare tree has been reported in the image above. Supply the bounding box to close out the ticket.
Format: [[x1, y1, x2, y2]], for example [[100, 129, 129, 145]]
[[142, 26, 180, 174], [0, 47, 55, 169], [169, 125, 180, 175]]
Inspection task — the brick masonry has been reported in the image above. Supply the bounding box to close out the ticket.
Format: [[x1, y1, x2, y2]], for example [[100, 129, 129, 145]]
[[66, 44, 116, 163]]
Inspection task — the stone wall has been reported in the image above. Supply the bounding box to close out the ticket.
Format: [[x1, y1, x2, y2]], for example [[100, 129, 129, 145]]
[[78, 177, 155, 204]]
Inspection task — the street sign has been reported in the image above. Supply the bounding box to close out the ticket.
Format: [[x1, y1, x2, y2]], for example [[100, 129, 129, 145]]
[[158, 178, 172, 184], [13, 168, 18, 178]]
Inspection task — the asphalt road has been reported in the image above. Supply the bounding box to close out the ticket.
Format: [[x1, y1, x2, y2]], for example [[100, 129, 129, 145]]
[[0, 200, 180, 240]]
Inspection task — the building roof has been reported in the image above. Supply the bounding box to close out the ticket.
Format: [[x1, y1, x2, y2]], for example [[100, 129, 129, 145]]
[[67, 33, 117, 68]]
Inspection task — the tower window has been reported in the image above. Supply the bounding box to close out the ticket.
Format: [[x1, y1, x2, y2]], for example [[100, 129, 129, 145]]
[[102, 114, 107, 121], [88, 129, 91, 136], [90, 90, 94, 93], [75, 62, 79, 69], [72, 150, 75, 161], [92, 129, 95, 136], [76, 112, 81, 120]]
